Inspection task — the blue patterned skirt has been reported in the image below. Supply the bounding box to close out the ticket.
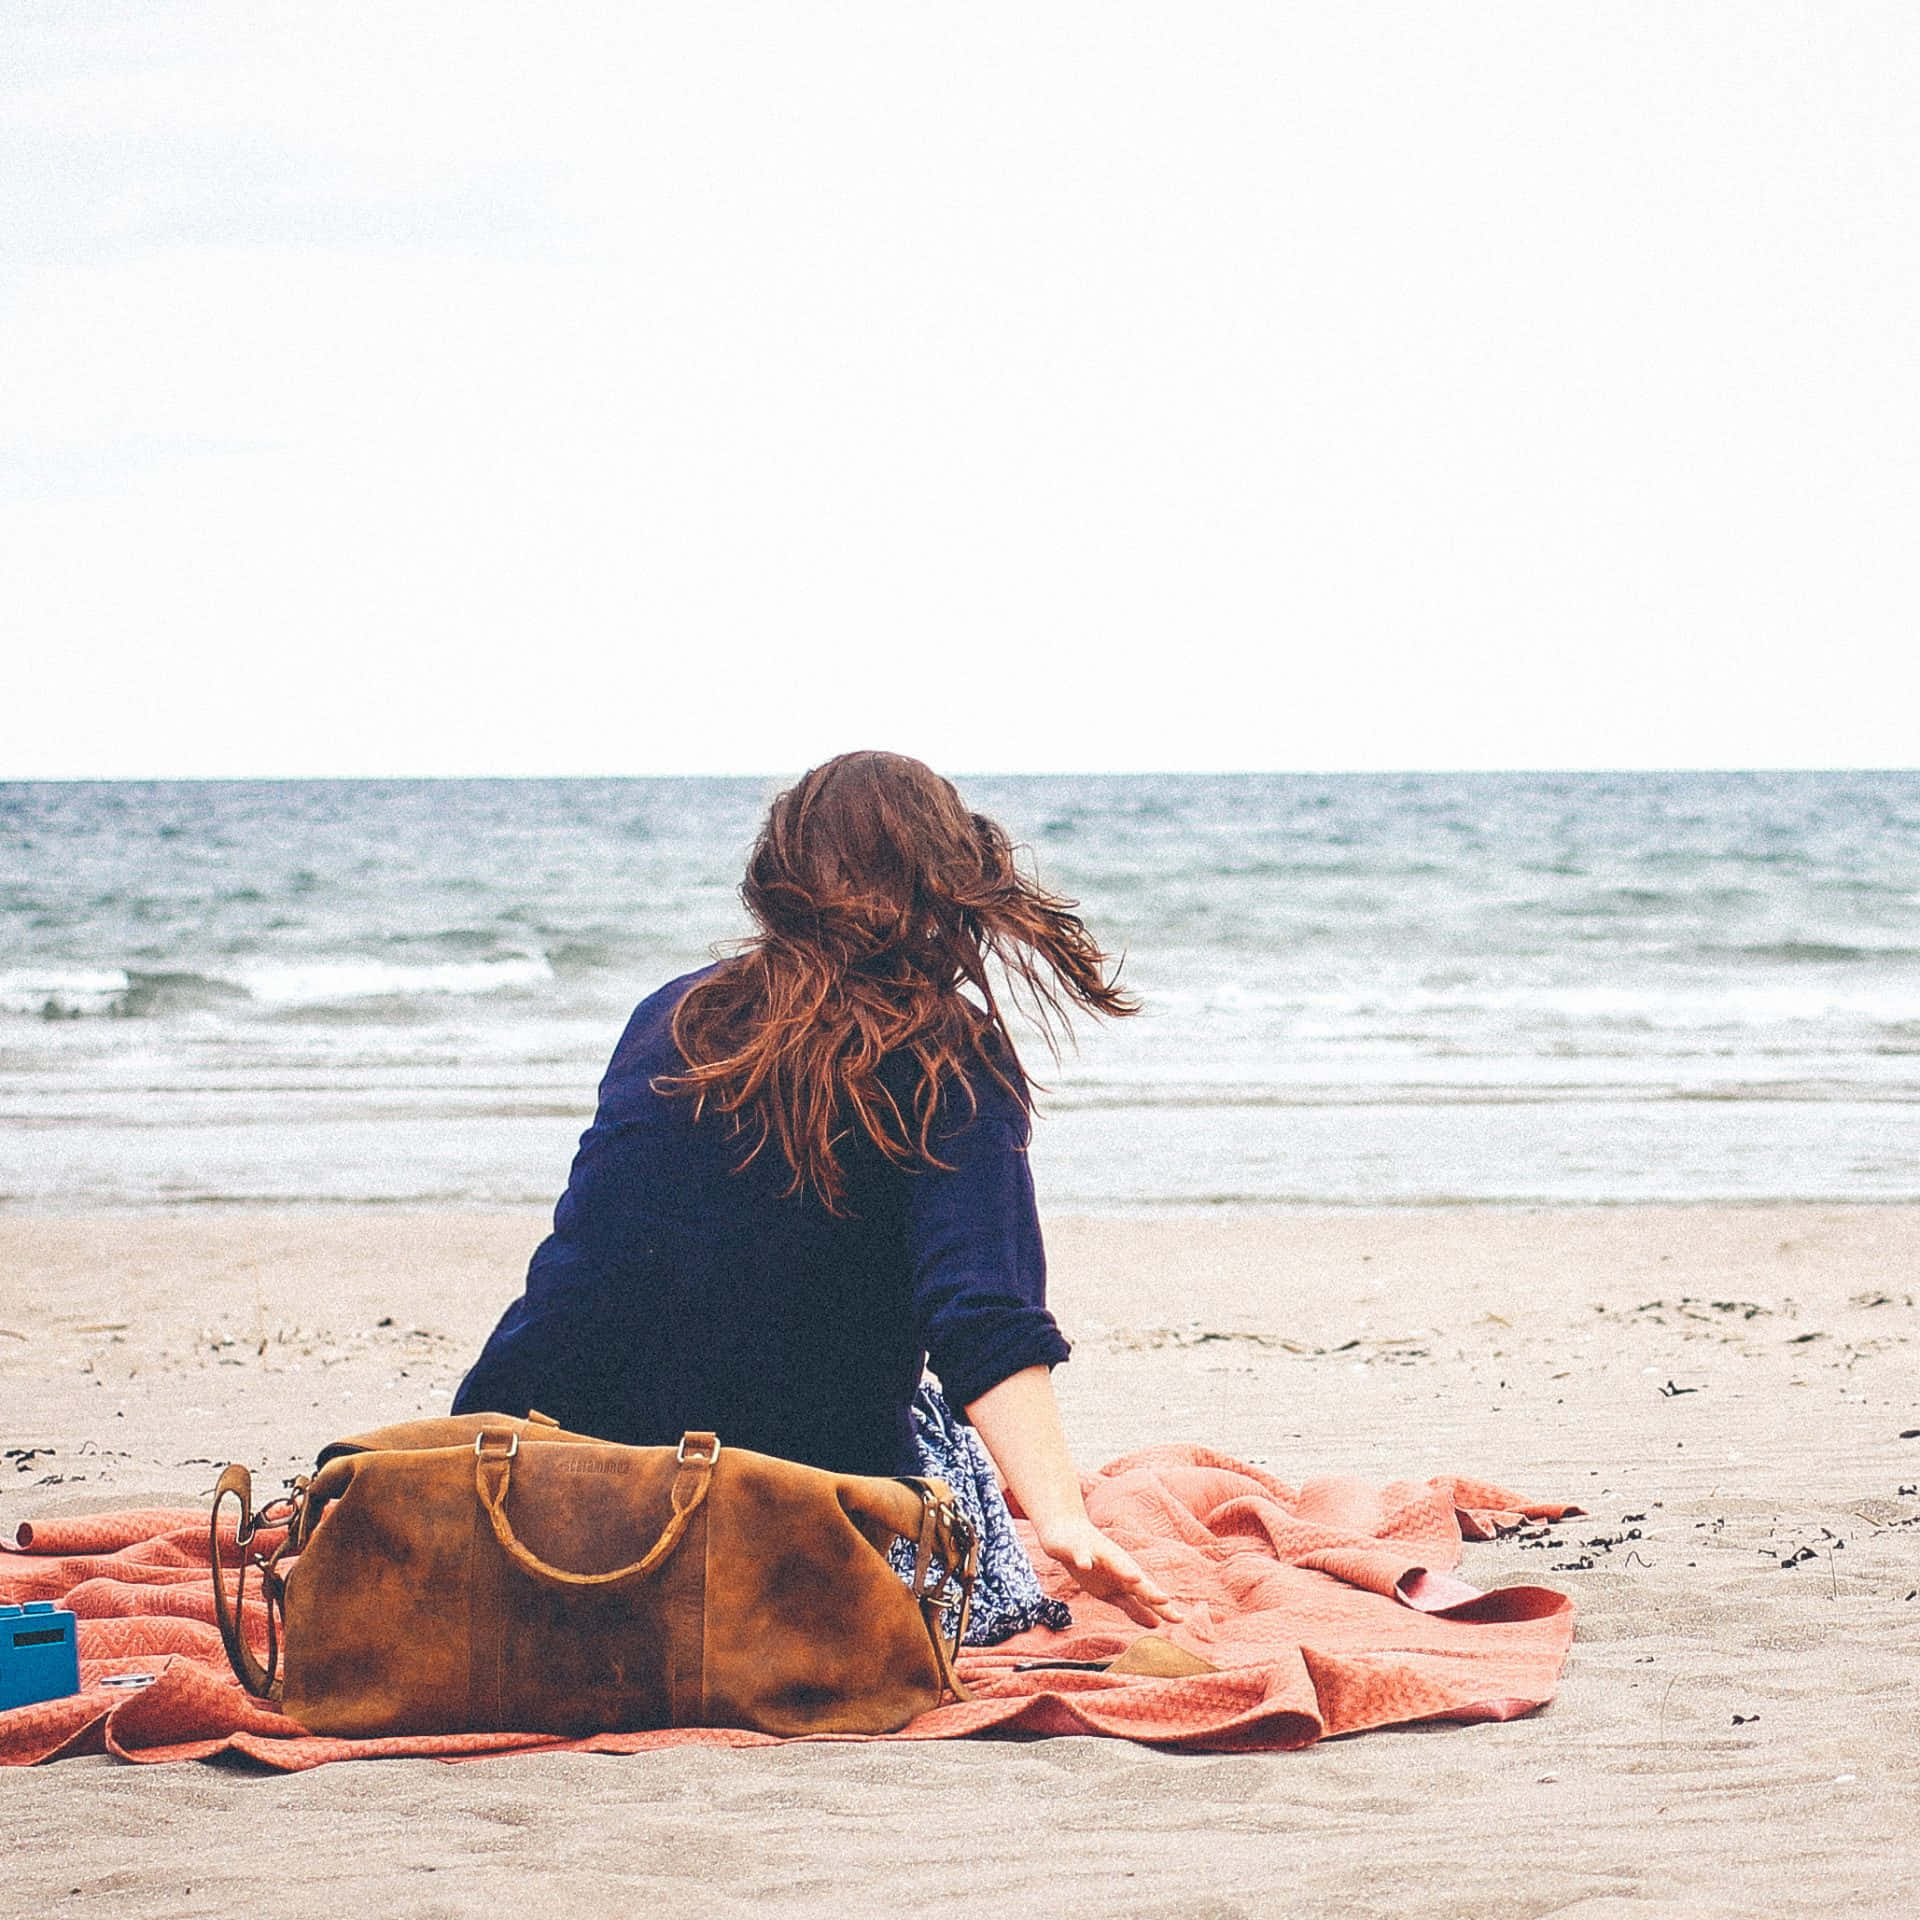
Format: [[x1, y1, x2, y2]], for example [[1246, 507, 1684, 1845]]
[[888, 1378, 1072, 1647]]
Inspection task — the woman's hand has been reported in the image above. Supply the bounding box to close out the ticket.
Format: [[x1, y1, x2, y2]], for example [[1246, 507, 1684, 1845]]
[[965, 1367, 1186, 1629], [1033, 1515, 1185, 1628]]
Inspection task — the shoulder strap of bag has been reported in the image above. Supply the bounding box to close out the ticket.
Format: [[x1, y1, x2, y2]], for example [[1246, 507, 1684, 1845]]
[[210, 1464, 288, 1701], [903, 1479, 978, 1703]]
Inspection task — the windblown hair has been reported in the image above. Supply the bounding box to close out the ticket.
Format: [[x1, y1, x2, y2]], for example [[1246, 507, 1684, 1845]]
[[656, 750, 1139, 1211]]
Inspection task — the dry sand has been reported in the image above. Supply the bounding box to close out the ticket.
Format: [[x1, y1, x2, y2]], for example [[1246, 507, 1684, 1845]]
[[2, 1203, 1917, 1919]]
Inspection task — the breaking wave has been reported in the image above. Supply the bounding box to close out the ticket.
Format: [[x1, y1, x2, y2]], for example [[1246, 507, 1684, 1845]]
[[0, 955, 555, 1019]]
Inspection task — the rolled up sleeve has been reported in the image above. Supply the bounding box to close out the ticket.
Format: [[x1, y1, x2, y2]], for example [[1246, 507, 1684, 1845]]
[[907, 1099, 1069, 1415]]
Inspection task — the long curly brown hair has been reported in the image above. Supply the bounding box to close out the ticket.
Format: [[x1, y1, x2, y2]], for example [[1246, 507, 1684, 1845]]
[[655, 750, 1139, 1211]]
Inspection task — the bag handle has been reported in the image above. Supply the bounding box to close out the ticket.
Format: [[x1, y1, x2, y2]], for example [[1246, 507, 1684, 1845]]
[[210, 1463, 288, 1700], [473, 1430, 719, 1587], [903, 1478, 978, 1703]]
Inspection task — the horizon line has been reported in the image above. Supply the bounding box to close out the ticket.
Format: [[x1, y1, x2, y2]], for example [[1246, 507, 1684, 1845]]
[[3, 764, 1919, 785]]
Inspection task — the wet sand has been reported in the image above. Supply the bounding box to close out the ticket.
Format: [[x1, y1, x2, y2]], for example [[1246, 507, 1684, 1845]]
[[3, 1204, 1917, 1918]]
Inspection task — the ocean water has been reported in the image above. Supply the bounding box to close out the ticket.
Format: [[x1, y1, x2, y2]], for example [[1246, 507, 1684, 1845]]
[[3, 771, 1918, 1209]]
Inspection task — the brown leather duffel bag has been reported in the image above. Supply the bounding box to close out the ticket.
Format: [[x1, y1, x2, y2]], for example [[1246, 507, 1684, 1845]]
[[210, 1412, 978, 1739]]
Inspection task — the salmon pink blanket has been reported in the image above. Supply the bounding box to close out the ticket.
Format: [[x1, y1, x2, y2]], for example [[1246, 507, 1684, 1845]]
[[0, 1444, 1577, 1769]]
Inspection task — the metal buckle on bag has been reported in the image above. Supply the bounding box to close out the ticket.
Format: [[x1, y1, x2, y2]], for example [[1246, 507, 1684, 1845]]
[[474, 1431, 519, 1458], [237, 1494, 298, 1548], [675, 1433, 720, 1467]]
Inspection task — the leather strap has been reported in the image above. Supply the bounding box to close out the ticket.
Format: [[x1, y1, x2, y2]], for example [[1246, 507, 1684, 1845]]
[[663, 1477, 711, 1726], [473, 1430, 718, 1587], [210, 1464, 280, 1699], [467, 1478, 510, 1728], [903, 1479, 978, 1704]]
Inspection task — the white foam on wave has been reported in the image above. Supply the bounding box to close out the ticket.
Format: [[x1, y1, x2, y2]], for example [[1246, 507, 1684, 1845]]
[[1156, 978, 1920, 1030], [0, 955, 556, 1017], [233, 955, 555, 1006]]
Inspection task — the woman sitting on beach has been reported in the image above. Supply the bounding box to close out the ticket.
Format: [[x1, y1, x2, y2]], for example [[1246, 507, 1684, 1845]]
[[454, 749, 1179, 1641]]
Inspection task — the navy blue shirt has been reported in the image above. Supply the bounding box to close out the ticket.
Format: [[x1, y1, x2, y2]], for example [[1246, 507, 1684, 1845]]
[[453, 966, 1070, 1476]]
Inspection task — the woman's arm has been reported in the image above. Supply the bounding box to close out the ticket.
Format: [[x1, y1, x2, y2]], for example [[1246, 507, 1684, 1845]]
[[903, 1056, 1179, 1626], [966, 1366, 1183, 1628]]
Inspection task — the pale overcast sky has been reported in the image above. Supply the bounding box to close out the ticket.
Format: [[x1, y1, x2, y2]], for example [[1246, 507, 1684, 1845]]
[[3, 4, 1915, 778]]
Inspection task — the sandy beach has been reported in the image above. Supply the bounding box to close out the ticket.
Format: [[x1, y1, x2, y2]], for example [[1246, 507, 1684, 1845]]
[[2, 1202, 1915, 1917], [8, 0, 1920, 1899]]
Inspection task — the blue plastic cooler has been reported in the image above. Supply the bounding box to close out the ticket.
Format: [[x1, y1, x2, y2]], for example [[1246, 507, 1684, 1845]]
[[0, 1601, 80, 1711]]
